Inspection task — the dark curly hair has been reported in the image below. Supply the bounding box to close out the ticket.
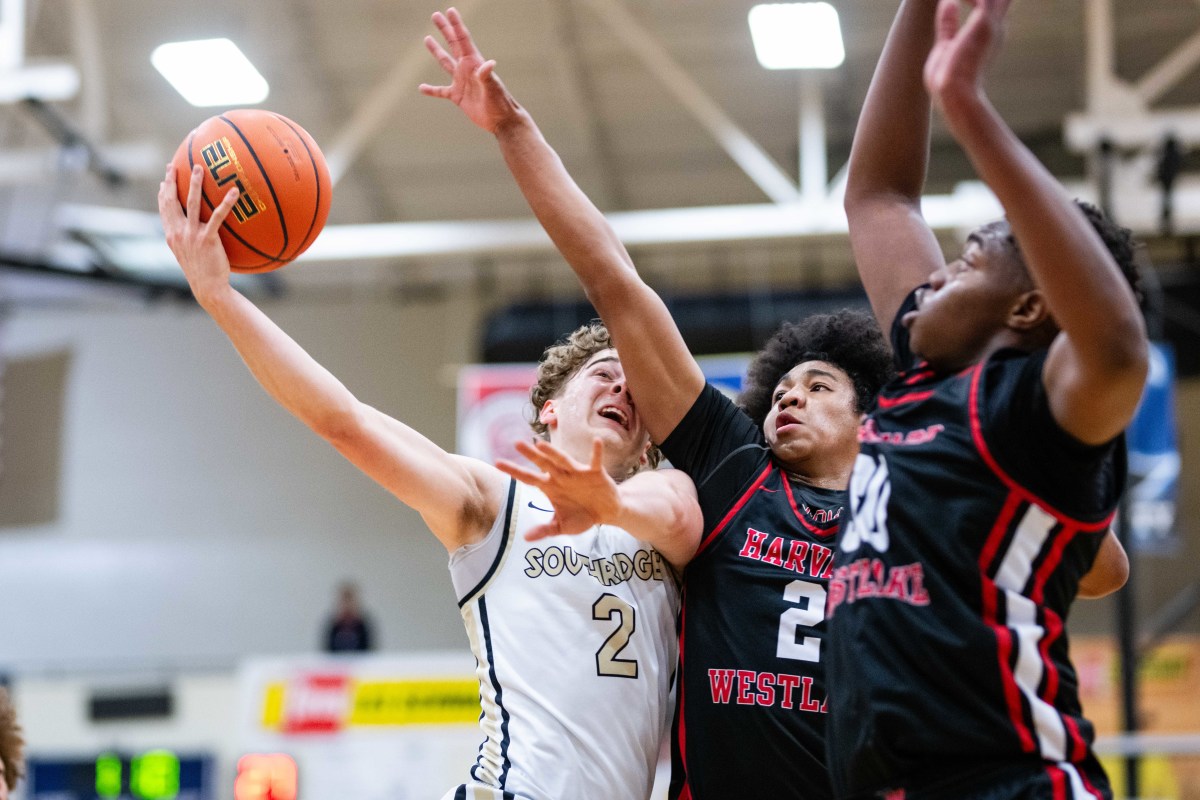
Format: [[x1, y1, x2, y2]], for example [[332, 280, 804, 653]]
[[738, 309, 895, 429], [998, 200, 1143, 305], [529, 320, 662, 469]]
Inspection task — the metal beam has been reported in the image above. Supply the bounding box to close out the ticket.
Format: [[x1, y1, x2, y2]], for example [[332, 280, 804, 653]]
[[577, 0, 802, 204], [1069, 0, 1200, 150], [798, 73, 827, 205], [67, 0, 108, 141], [1136, 28, 1200, 105], [59, 172, 1200, 272], [55, 182, 1005, 271], [323, 0, 482, 185]]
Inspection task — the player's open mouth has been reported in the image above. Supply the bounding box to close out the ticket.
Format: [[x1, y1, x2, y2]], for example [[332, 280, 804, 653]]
[[598, 405, 630, 430], [776, 410, 802, 431], [902, 287, 931, 328]]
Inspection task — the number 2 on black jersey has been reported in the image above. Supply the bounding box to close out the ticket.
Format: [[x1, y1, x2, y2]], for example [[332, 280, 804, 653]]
[[777, 579, 826, 662]]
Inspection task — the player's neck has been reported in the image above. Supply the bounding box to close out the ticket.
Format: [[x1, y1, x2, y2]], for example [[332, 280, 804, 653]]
[[780, 454, 853, 492]]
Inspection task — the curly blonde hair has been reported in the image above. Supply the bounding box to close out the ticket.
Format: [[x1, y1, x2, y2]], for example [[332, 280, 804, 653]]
[[0, 688, 24, 793], [528, 321, 661, 469]]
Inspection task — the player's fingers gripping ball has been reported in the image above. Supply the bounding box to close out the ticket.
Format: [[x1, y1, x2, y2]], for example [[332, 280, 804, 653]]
[[172, 109, 332, 273]]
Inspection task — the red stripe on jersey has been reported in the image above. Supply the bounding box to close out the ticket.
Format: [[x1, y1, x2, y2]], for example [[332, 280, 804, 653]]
[[675, 588, 692, 798], [986, 592, 1036, 753], [697, 463, 775, 556], [970, 363, 1108, 766], [1045, 764, 1068, 800], [966, 364, 1113, 533], [1031, 525, 1076, 605], [1063, 710, 1089, 764], [978, 490, 1038, 748], [877, 390, 934, 408], [782, 475, 840, 538], [1077, 763, 1106, 798], [903, 369, 934, 385], [1038, 608, 1064, 709], [979, 493, 1022, 574]]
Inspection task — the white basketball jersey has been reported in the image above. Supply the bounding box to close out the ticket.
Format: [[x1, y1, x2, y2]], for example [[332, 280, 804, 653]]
[[444, 479, 680, 800]]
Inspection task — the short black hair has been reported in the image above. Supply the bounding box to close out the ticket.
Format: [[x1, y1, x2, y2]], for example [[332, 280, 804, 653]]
[[1074, 200, 1144, 305], [999, 200, 1143, 305], [738, 309, 895, 428]]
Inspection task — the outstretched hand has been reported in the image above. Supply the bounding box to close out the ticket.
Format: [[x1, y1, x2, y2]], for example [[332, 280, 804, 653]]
[[923, 0, 1012, 109], [157, 163, 239, 307], [418, 7, 521, 134], [496, 438, 622, 541]]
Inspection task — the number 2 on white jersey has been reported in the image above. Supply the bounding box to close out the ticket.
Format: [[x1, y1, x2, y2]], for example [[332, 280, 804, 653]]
[[593, 593, 638, 678]]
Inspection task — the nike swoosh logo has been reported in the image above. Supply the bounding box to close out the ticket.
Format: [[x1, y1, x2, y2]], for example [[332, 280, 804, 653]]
[[527, 501, 554, 513]]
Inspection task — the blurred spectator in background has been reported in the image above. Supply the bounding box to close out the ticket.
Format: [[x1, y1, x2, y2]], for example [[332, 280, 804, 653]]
[[323, 581, 375, 653], [0, 687, 24, 800]]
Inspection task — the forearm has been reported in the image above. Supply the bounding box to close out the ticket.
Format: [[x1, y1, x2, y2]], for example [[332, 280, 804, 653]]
[[494, 111, 638, 297], [200, 287, 361, 438], [609, 470, 701, 570], [846, 0, 939, 206], [845, 0, 946, 331], [494, 111, 704, 440]]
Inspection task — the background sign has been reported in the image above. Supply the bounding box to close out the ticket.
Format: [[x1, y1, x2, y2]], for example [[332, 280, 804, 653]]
[[457, 355, 751, 465], [1126, 342, 1181, 554], [236, 652, 481, 800]]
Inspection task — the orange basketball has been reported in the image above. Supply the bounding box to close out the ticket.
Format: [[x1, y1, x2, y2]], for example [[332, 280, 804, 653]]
[[172, 109, 332, 273]]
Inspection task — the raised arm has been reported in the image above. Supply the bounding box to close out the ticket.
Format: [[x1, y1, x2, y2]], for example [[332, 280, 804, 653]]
[[496, 438, 702, 572], [924, 0, 1148, 443], [844, 0, 946, 332], [419, 8, 704, 443], [158, 165, 508, 550]]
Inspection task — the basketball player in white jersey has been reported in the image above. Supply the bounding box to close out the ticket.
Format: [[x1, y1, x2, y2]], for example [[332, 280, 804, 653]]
[[158, 168, 699, 800]]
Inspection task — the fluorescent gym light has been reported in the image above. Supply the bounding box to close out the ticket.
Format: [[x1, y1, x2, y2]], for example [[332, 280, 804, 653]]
[[748, 3, 845, 70], [151, 38, 269, 107]]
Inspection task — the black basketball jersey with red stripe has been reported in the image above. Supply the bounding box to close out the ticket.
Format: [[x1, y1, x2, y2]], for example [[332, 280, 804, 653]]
[[661, 384, 842, 800], [826, 290, 1122, 799]]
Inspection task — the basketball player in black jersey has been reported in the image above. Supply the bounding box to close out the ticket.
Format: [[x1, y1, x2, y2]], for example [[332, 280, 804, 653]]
[[829, 1, 1147, 798], [423, 10, 894, 799], [422, 8, 1130, 798]]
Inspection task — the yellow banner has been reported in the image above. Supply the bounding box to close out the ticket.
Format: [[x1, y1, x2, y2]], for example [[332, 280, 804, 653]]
[[260, 675, 480, 731]]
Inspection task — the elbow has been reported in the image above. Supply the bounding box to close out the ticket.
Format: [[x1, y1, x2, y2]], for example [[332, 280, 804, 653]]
[[665, 498, 703, 565], [315, 401, 369, 447], [1104, 324, 1151, 405], [843, 189, 923, 228], [583, 266, 646, 307], [1107, 313, 1150, 371], [1077, 559, 1128, 600], [1077, 533, 1130, 600]]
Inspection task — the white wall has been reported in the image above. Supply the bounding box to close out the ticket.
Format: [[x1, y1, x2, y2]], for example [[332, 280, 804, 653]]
[[0, 282, 489, 671]]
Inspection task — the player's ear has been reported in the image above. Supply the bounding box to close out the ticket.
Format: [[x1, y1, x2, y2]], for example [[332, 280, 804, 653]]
[[1008, 288, 1050, 331], [538, 399, 558, 429]]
